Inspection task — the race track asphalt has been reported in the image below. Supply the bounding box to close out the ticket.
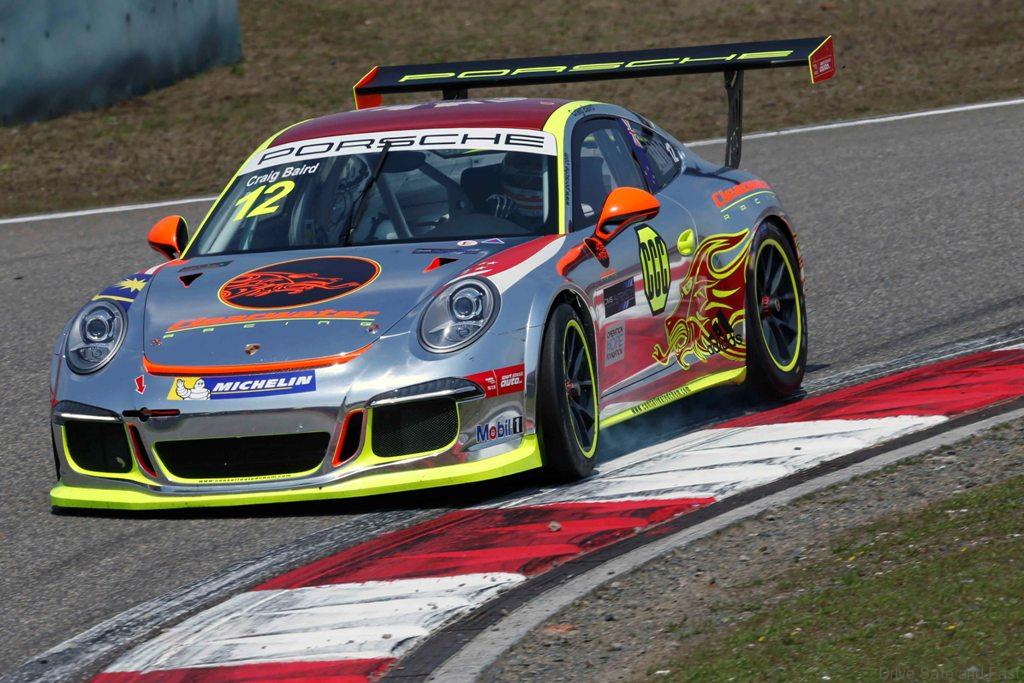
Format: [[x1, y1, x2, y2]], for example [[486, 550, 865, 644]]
[[1, 101, 1022, 674]]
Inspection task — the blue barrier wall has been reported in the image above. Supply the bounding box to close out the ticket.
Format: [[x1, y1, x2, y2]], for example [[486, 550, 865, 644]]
[[0, 0, 242, 125]]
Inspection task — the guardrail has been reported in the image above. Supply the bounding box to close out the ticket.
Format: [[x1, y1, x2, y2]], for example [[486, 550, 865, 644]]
[[0, 0, 242, 125]]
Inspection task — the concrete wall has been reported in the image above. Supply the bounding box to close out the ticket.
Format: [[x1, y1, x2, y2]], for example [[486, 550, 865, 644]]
[[0, 0, 242, 125]]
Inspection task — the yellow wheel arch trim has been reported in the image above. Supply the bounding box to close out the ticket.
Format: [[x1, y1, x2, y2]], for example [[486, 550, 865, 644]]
[[50, 435, 542, 511], [563, 317, 599, 458], [756, 237, 803, 373]]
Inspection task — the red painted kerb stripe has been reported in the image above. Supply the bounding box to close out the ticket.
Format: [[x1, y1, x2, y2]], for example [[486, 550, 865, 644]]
[[258, 498, 713, 590], [723, 349, 1024, 427]]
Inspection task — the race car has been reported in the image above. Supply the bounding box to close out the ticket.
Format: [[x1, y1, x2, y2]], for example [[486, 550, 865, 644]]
[[49, 37, 835, 510]]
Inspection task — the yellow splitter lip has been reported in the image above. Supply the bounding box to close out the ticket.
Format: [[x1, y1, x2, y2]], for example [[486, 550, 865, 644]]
[[51, 437, 540, 511]]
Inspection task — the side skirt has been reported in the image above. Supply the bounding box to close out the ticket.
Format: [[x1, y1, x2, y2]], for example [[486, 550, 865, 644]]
[[599, 366, 746, 429]]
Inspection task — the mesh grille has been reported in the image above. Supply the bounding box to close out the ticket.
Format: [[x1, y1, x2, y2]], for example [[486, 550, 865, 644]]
[[156, 433, 329, 479], [372, 398, 458, 458], [64, 421, 133, 473]]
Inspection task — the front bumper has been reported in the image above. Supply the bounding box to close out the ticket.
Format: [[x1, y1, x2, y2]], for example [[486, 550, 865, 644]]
[[50, 434, 540, 510], [51, 366, 539, 510]]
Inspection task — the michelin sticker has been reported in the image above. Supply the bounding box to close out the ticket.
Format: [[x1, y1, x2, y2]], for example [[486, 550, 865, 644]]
[[168, 370, 316, 401]]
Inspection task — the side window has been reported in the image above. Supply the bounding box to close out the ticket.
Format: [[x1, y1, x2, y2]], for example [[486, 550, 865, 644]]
[[635, 126, 682, 193], [572, 119, 646, 230]]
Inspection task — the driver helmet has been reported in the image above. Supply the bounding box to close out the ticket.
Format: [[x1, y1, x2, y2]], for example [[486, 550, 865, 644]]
[[499, 152, 546, 220]]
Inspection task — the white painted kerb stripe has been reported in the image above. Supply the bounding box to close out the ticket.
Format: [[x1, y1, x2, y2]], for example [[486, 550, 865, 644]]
[[504, 416, 946, 507], [106, 573, 525, 672]]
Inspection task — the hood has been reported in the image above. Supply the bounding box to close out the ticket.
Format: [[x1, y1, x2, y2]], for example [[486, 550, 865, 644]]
[[142, 241, 513, 372]]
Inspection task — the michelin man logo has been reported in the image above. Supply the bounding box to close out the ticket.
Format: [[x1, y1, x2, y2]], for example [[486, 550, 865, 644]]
[[174, 378, 211, 400]]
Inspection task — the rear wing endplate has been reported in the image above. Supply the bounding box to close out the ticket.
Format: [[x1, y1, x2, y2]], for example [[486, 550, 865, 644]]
[[353, 36, 835, 168]]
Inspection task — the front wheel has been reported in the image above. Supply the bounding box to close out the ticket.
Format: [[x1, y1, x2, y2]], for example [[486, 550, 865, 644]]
[[537, 303, 599, 481], [744, 222, 807, 398]]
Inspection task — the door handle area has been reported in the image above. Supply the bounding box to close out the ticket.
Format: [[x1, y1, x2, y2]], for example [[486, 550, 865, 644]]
[[677, 228, 696, 256]]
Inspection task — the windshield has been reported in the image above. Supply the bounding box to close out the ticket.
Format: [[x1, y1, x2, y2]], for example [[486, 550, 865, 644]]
[[189, 128, 559, 256]]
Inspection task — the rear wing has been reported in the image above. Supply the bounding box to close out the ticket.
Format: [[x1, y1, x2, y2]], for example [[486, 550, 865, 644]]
[[352, 36, 835, 168]]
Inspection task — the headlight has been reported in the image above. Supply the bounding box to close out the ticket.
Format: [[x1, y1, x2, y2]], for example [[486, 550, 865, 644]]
[[65, 301, 127, 374], [420, 279, 498, 352]]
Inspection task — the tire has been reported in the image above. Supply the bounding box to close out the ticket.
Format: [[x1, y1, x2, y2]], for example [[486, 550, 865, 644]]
[[537, 303, 599, 481], [744, 221, 807, 398]]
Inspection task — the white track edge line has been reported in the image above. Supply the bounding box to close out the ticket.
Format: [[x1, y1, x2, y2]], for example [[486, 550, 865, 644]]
[[685, 96, 1024, 148], [430, 404, 1024, 682], [4, 96, 1024, 226], [0, 196, 217, 226]]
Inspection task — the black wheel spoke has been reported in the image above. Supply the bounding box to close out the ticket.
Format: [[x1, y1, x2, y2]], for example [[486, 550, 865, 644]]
[[755, 241, 801, 368], [562, 326, 597, 450], [769, 259, 785, 295], [571, 344, 584, 378]]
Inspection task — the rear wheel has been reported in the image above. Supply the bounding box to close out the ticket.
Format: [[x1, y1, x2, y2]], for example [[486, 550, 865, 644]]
[[745, 222, 807, 397], [537, 303, 598, 481]]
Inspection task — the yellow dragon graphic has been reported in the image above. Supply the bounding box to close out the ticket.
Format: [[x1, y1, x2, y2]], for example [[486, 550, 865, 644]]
[[652, 229, 751, 370]]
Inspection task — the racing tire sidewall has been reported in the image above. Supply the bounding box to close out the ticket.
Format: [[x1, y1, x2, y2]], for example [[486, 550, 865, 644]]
[[744, 221, 807, 398], [537, 303, 598, 482]]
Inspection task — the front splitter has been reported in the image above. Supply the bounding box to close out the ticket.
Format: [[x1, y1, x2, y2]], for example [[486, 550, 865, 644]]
[[50, 436, 542, 511]]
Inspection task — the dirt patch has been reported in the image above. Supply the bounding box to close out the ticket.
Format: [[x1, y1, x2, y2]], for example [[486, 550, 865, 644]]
[[2, 0, 1022, 217], [484, 416, 1024, 681]]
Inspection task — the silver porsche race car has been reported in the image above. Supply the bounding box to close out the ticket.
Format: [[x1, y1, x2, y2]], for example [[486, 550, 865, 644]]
[[49, 37, 835, 510]]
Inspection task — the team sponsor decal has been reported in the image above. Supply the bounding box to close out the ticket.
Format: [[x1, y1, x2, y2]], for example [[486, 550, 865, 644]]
[[165, 309, 377, 335], [92, 273, 152, 308], [602, 277, 636, 317], [167, 370, 316, 401], [605, 322, 625, 366], [456, 240, 478, 247], [242, 128, 556, 174], [635, 225, 671, 315], [653, 229, 750, 370], [466, 364, 525, 398], [712, 179, 773, 209], [218, 256, 380, 310], [475, 415, 524, 443]]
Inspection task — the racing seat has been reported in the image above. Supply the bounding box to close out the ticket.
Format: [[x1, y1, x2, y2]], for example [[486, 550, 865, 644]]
[[460, 163, 502, 213]]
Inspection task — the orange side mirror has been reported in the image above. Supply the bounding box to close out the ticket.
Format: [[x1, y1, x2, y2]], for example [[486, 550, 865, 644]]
[[559, 187, 661, 275], [147, 215, 188, 260], [594, 186, 660, 244]]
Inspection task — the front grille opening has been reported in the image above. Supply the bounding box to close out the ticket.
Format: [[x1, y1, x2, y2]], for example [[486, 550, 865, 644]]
[[333, 410, 364, 467], [64, 422, 133, 474], [372, 398, 458, 458], [128, 425, 157, 478], [156, 433, 330, 480]]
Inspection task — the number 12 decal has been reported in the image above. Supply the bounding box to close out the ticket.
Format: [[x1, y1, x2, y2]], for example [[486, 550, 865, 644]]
[[232, 180, 295, 221]]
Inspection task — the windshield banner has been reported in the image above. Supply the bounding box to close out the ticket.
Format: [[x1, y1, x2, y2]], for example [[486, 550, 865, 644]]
[[241, 127, 557, 175]]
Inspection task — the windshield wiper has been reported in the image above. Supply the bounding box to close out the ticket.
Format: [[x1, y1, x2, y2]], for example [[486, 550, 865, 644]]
[[342, 142, 391, 246]]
